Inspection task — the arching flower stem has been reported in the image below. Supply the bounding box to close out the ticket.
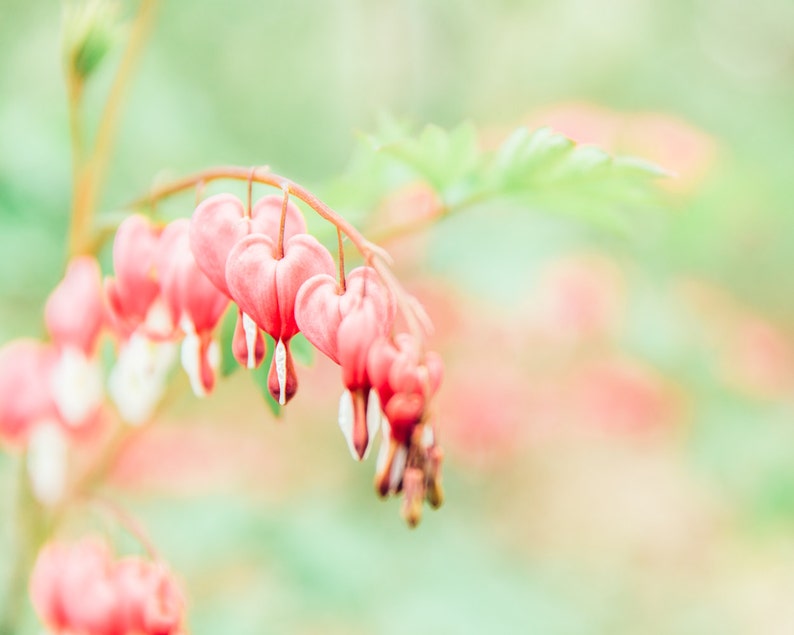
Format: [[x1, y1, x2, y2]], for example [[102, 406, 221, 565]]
[[127, 166, 431, 344], [336, 227, 347, 294]]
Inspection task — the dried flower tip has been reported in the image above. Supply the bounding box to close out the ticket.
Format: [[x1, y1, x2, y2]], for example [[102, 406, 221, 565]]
[[400, 467, 425, 528]]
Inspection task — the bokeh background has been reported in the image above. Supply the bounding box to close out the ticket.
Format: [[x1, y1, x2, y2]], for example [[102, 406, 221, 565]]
[[2, 0, 794, 633]]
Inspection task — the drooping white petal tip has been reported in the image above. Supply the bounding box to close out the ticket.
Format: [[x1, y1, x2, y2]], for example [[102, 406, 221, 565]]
[[275, 338, 287, 405], [362, 389, 383, 460], [50, 347, 103, 427], [108, 334, 177, 425], [338, 390, 357, 460], [180, 332, 205, 397], [27, 422, 67, 507], [242, 313, 258, 369]]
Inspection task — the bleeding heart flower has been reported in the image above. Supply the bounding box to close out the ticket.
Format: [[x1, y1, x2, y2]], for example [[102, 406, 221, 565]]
[[156, 219, 229, 397], [225, 232, 335, 405], [45, 256, 105, 355], [0, 339, 58, 448], [295, 266, 397, 459], [189, 193, 307, 296], [368, 334, 443, 444], [115, 558, 184, 635], [0, 338, 106, 505], [189, 193, 307, 370], [106, 215, 173, 340], [30, 539, 185, 635], [295, 266, 396, 364], [108, 333, 178, 426], [43, 257, 107, 433], [367, 334, 444, 525]]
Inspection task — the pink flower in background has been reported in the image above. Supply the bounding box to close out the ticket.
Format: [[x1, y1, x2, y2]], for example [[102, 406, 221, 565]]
[[725, 317, 794, 398], [45, 256, 106, 434], [30, 538, 185, 635], [156, 219, 229, 397], [567, 359, 673, 434], [0, 339, 58, 448], [0, 258, 109, 505], [532, 254, 623, 342], [45, 256, 105, 356], [106, 215, 172, 340]]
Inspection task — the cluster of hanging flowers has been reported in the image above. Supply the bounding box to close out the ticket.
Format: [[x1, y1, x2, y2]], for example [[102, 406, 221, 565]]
[[0, 172, 445, 528], [188, 186, 445, 526], [0, 171, 444, 634]]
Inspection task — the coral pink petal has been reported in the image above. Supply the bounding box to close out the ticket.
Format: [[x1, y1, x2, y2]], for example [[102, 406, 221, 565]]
[[294, 273, 343, 363], [226, 233, 335, 341], [250, 194, 307, 240], [225, 233, 280, 335], [189, 193, 248, 296], [159, 219, 229, 333], [338, 301, 380, 390], [367, 337, 399, 406], [111, 215, 161, 320], [339, 266, 396, 331], [0, 339, 57, 447], [45, 256, 105, 354], [275, 234, 336, 340], [30, 543, 70, 631]]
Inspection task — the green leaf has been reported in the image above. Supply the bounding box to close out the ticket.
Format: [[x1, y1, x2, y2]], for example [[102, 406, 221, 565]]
[[219, 304, 240, 378], [290, 333, 315, 367], [62, 0, 119, 81], [370, 121, 482, 196], [251, 335, 282, 418], [490, 125, 666, 192]]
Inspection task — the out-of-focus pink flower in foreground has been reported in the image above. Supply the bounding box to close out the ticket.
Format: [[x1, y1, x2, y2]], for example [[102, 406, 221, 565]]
[[0, 339, 59, 448], [0, 256, 108, 505], [30, 538, 185, 635]]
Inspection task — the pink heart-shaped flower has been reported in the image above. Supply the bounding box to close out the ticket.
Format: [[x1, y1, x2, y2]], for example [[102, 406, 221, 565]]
[[189, 194, 308, 297], [225, 233, 334, 341], [295, 266, 396, 364], [45, 256, 105, 355], [105, 215, 162, 337], [226, 233, 334, 404], [157, 219, 229, 335]]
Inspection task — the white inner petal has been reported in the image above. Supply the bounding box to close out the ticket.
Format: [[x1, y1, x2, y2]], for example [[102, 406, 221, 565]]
[[108, 333, 177, 425], [337, 390, 357, 460], [421, 424, 435, 449], [144, 297, 174, 338], [275, 338, 287, 405], [375, 418, 392, 474], [50, 347, 103, 427], [27, 421, 67, 507], [389, 445, 408, 494], [180, 332, 205, 397], [242, 313, 258, 369], [363, 389, 383, 460]]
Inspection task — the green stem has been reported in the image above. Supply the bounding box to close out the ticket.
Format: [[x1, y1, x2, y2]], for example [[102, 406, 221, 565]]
[[0, 456, 50, 635], [68, 0, 159, 257]]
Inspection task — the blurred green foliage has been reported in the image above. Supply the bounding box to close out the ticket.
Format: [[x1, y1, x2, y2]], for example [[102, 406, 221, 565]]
[[3, 0, 794, 633]]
